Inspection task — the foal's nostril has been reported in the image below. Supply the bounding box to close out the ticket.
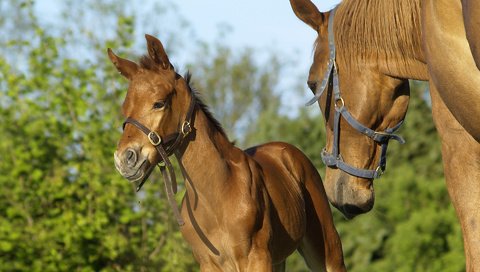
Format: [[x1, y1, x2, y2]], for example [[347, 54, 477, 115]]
[[307, 81, 317, 92], [124, 148, 138, 166]]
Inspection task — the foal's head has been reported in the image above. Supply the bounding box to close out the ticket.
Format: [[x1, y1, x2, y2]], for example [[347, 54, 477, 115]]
[[291, 0, 410, 218], [109, 35, 192, 183]]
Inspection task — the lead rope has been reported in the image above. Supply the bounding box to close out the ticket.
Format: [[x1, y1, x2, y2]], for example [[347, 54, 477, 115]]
[[156, 144, 184, 226], [123, 118, 184, 226], [174, 151, 220, 255]]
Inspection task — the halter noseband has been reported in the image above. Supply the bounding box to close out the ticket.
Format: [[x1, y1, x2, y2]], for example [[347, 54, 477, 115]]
[[306, 8, 405, 179], [122, 89, 196, 226]]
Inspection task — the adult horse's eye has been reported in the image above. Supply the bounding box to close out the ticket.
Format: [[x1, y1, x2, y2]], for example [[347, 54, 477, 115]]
[[153, 101, 165, 109], [307, 81, 317, 92]]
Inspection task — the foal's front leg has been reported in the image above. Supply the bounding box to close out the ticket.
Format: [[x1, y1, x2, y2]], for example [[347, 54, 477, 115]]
[[243, 214, 275, 272], [245, 247, 273, 272], [199, 263, 223, 272]]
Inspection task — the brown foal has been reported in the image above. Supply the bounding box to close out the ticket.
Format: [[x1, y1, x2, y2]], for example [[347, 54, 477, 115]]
[[109, 35, 346, 272]]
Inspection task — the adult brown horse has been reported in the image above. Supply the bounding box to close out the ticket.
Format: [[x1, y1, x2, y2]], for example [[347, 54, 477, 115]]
[[109, 35, 346, 271], [290, 0, 480, 270]]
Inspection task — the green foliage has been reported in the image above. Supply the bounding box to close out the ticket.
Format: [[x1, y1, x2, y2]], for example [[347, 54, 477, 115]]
[[0, 1, 195, 271], [0, 0, 465, 271]]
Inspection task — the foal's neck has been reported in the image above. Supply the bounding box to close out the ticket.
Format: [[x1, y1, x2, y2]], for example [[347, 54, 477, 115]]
[[178, 109, 238, 193]]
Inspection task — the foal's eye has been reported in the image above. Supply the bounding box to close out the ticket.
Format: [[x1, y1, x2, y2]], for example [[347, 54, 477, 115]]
[[153, 101, 166, 109]]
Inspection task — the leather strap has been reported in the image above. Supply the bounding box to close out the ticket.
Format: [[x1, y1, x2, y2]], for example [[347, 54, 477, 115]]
[[122, 86, 196, 225], [307, 7, 406, 179]]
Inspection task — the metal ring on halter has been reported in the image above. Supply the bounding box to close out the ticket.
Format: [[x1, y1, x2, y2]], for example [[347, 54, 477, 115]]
[[181, 121, 192, 136], [148, 131, 162, 146], [335, 97, 345, 111]]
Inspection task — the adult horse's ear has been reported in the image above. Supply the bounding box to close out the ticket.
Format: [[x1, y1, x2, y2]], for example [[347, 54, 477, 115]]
[[107, 48, 139, 80], [145, 34, 172, 70], [290, 0, 326, 31]]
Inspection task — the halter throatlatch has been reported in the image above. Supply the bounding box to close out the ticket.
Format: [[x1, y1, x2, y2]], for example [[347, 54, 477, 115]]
[[306, 8, 405, 179], [122, 92, 196, 226]]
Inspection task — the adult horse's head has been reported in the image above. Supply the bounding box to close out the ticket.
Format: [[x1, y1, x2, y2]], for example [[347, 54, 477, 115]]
[[290, 0, 423, 218], [109, 35, 193, 184]]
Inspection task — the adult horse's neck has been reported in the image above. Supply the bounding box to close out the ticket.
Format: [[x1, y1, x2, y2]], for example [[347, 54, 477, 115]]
[[335, 0, 429, 80]]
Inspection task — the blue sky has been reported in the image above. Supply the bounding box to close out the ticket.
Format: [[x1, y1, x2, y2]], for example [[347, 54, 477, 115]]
[[35, 0, 340, 70], [174, 0, 341, 108], [176, 0, 340, 59], [35, 0, 341, 110]]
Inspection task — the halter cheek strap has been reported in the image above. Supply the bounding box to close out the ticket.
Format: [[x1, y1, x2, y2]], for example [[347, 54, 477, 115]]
[[307, 8, 406, 179]]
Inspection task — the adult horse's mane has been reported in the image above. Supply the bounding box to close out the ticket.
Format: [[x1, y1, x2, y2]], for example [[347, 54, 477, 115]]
[[333, 0, 422, 69], [139, 55, 228, 138]]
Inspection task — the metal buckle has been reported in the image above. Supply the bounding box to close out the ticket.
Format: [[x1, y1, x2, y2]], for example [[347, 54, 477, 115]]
[[375, 165, 384, 178], [148, 131, 162, 146], [372, 131, 389, 143], [181, 121, 192, 136]]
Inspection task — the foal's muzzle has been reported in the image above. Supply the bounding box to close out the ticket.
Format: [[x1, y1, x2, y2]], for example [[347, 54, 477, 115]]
[[114, 148, 154, 182]]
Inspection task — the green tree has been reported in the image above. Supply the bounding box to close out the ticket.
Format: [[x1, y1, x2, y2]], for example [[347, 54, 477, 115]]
[[0, 0, 297, 271], [0, 1, 196, 271]]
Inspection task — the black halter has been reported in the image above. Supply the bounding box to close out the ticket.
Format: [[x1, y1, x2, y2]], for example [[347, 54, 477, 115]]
[[306, 8, 405, 179], [122, 89, 196, 226]]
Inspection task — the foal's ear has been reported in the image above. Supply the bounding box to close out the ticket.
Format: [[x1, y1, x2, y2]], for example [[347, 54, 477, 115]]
[[290, 0, 326, 31], [145, 34, 172, 70], [107, 48, 139, 80]]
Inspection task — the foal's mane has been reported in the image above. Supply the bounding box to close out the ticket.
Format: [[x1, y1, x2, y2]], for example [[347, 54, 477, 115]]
[[333, 0, 422, 67], [184, 72, 228, 138], [139, 55, 227, 138]]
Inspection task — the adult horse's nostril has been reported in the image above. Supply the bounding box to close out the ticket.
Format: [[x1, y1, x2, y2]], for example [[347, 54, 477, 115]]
[[124, 148, 137, 166], [307, 80, 317, 92]]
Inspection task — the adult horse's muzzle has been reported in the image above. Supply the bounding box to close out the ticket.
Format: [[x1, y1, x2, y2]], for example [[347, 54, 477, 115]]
[[324, 169, 375, 219], [114, 148, 155, 183]]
